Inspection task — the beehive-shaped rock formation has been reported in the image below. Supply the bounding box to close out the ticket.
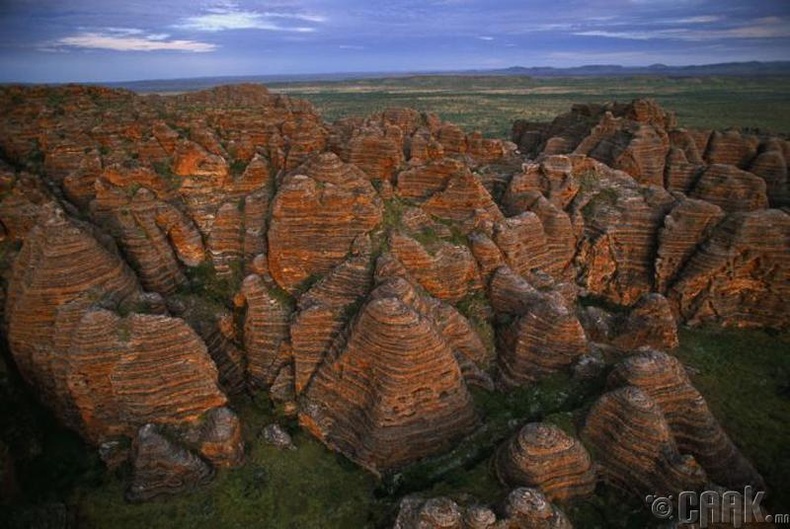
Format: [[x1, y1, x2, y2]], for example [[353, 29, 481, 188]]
[[495, 422, 595, 502], [608, 350, 764, 489], [300, 276, 478, 472], [268, 153, 383, 293], [582, 386, 707, 495]]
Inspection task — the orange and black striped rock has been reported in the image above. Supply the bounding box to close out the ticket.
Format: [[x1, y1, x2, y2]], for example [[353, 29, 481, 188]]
[[126, 424, 214, 502], [570, 158, 677, 306], [236, 274, 291, 389], [300, 277, 478, 472], [495, 422, 595, 502], [689, 164, 769, 212], [268, 152, 383, 293], [608, 349, 764, 489], [389, 231, 481, 303], [492, 267, 588, 387], [655, 197, 725, 294], [668, 209, 790, 329], [501, 487, 574, 529], [582, 386, 707, 496]]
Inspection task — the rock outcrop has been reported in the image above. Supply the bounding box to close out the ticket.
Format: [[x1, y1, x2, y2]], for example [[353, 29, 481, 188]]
[[0, 85, 785, 512], [495, 422, 595, 502], [392, 488, 572, 529], [491, 267, 588, 386], [579, 293, 679, 353], [300, 277, 478, 472], [667, 209, 790, 328], [126, 424, 214, 502], [268, 153, 383, 293], [608, 350, 764, 489], [582, 386, 707, 495]]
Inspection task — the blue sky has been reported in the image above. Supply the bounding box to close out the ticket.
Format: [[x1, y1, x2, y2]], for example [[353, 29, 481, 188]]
[[0, 0, 788, 82]]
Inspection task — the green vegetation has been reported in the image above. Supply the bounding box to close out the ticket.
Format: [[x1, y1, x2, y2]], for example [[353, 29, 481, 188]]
[[181, 260, 244, 307], [75, 398, 379, 529], [152, 159, 180, 190], [1, 325, 788, 528], [269, 75, 790, 138], [675, 326, 790, 512], [580, 187, 620, 219], [455, 290, 496, 361]]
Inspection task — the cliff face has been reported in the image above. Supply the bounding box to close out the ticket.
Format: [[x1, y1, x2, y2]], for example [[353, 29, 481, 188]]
[[0, 85, 786, 505]]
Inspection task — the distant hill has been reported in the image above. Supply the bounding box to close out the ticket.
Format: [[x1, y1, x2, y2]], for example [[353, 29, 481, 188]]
[[481, 61, 790, 77], [106, 61, 790, 93]]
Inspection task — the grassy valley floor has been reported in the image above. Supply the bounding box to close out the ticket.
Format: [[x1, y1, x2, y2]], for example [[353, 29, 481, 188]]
[[267, 75, 790, 138]]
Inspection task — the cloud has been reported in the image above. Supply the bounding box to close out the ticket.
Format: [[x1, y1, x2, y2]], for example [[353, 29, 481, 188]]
[[671, 15, 722, 24], [339, 44, 365, 50], [574, 16, 790, 41], [175, 4, 323, 33], [477, 36, 494, 41], [53, 31, 216, 52]]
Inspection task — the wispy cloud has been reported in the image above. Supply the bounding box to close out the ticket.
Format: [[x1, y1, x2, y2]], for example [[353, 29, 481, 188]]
[[478, 35, 494, 41], [175, 3, 324, 33], [52, 31, 216, 52], [575, 16, 790, 41], [339, 44, 365, 50]]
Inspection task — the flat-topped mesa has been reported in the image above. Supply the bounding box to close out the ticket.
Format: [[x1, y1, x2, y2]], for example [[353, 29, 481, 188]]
[[300, 277, 478, 473], [491, 267, 589, 387], [268, 152, 383, 293], [495, 422, 595, 502], [608, 350, 764, 490], [667, 208, 790, 329], [582, 386, 707, 496]]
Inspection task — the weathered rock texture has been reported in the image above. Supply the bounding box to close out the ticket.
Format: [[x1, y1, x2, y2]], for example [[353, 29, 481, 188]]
[[300, 277, 479, 472], [608, 349, 764, 489], [667, 209, 790, 328], [0, 85, 785, 508], [127, 424, 214, 502], [268, 153, 383, 293], [491, 267, 588, 386], [578, 293, 679, 353], [495, 422, 595, 502], [582, 386, 707, 495], [392, 488, 572, 529]]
